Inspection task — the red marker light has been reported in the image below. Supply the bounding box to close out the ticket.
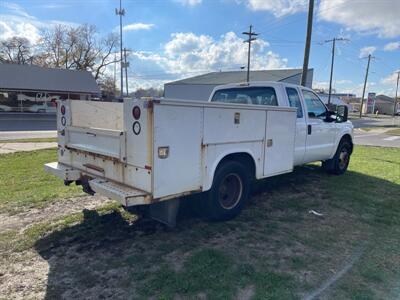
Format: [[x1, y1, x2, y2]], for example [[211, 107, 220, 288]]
[[132, 106, 141, 120], [61, 105, 66, 115]]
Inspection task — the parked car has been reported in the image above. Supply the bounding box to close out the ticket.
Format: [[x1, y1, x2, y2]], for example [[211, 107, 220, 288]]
[[17, 92, 60, 103], [45, 81, 353, 226], [27, 101, 57, 113], [0, 104, 12, 112]]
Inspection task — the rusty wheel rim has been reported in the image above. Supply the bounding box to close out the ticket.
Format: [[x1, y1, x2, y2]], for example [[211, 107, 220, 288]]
[[339, 147, 349, 170], [218, 173, 243, 210]]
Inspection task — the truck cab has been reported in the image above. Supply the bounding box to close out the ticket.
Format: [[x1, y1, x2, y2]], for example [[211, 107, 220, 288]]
[[208, 81, 353, 173]]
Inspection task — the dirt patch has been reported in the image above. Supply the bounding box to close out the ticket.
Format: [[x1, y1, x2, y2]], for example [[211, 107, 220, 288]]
[[236, 285, 255, 300], [0, 195, 112, 233]]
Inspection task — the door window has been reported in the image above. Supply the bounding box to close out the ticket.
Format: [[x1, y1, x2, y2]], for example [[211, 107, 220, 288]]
[[211, 87, 278, 106], [302, 90, 327, 119], [286, 87, 303, 118]]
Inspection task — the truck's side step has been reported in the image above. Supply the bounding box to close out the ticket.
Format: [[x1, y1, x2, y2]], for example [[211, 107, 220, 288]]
[[89, 178, 151, 206]]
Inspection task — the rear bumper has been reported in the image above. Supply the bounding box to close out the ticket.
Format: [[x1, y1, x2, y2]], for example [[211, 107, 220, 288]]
[[44, 162, 152, 207]]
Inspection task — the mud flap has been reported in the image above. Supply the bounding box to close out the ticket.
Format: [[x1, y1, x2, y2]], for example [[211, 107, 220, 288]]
[[149, 198, 180, 227]]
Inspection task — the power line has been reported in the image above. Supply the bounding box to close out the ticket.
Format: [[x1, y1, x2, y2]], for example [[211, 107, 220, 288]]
[[242, 25, 258, 83]]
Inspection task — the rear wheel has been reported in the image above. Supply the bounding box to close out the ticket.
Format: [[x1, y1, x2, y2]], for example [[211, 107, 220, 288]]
[[204, 161, 250, 221], [323, 140, 352, 175]]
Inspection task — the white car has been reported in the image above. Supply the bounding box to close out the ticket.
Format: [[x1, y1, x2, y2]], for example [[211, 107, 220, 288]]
[[0, 104, 12, 112], [27, 102, 57, 113], [45, 81, 353, 226]]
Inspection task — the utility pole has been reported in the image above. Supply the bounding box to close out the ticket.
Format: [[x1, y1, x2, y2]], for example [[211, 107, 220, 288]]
[[115, 0, 125, 97], [393, 71, 400, 116], [325, 37, 349, 107], [124, 48, 130, 96], [301, 0, 314, 86], [242, 25, 258, 83], [359, 54, 372, 118], [113, 52, 117, 96]]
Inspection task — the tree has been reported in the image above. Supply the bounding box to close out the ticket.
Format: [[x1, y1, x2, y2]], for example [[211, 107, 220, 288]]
[[0, 37, 33, 64], [41, 24, 119, 80], [98, 76, 118, 100], [132, 88, 164, 98]]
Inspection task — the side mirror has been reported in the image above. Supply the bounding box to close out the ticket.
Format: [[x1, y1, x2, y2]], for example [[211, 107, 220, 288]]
[[336, 105, 348, 122]]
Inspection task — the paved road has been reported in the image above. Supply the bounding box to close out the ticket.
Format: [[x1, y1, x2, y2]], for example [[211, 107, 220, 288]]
[[354, 129, 400, 148], [350, 116, 399, 128], [0, 113, 56, 131]]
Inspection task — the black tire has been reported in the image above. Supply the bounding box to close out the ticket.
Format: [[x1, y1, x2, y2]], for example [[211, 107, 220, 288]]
[[204, 161, 250, 221], [323, 140, 352, 175]]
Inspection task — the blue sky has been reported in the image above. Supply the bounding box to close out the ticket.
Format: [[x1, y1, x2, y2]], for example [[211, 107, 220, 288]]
[[1, 0, 400, 96]]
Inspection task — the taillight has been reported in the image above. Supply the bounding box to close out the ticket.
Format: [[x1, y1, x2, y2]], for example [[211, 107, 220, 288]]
[[132, 106, 141, 120], [61, 105, 66, 115]]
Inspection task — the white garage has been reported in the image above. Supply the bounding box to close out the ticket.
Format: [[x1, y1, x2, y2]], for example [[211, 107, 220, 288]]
[[164, 69, 314, 101]]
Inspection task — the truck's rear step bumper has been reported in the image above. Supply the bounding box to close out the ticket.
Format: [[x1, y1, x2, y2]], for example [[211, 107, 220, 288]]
[[44, 162, 81, 181], [44, 162, 151, 207], [89, 178, 151, 206]]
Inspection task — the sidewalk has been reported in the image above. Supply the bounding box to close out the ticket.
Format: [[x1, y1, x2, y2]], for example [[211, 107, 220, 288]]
[[0, 130, 57, 141], [0, 142, 57, 154]]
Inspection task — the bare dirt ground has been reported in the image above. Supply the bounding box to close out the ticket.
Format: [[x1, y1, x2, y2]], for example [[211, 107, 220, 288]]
[[0, 195, 111, 232]]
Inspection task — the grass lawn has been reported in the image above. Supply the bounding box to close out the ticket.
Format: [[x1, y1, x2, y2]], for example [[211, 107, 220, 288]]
[[0, 137, 57, 143], [0, 146, 399, 299], [0, 149, 83, 213]]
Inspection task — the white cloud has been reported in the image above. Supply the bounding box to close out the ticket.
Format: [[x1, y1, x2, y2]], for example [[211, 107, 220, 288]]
[[119, 31, 288, 91], [318, 0, 400, 38], [245, 0, 307, 17], [381, 71, 400, 86], [153, 32, 287, 76], [0, 3, 77, 44], [336, 79, 352, 84], [384, 42, 400, 52], [174, 0, 202, 6], [0, 2, 32, 18], [359, 46, 376, 58], [122, 23, 154, 32]]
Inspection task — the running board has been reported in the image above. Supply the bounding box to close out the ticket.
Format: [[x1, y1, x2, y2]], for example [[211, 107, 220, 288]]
[[89, 178, 151, 206]]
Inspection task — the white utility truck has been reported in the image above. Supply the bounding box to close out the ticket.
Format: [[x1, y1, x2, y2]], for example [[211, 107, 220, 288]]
[[45, 81, 353, 225]]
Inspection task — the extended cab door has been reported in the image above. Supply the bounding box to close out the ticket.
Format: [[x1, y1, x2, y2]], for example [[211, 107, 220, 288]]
[[285, 87, 307, 165], [301, 89, 336, 163]]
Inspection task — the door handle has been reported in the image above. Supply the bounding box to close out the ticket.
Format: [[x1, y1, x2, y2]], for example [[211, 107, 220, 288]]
[[307, 125, 312, 135]]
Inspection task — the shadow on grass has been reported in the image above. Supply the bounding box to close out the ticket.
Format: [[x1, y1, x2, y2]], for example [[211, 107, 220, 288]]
[[34, 165, 399, 299]]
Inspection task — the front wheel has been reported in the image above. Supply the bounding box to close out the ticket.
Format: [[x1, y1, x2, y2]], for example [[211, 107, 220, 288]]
[[322, 140, 352, 175], [204, 161, 250, 221]]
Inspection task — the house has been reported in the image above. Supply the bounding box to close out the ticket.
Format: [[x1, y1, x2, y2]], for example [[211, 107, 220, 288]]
[[0, 63, 100, 112], [374, 95, 397, 115], [164, 69, 314, 101]]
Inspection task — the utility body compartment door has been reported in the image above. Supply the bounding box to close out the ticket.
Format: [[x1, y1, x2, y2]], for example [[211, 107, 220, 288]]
[[263, 110, 296, 176], [152, 103, 203, 199]]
